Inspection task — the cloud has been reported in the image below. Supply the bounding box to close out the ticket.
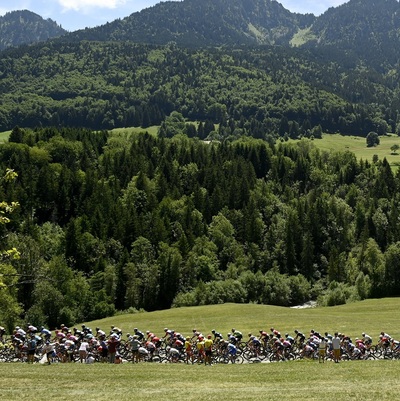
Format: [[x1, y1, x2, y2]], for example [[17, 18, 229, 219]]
[[58, 0, 128, 12]]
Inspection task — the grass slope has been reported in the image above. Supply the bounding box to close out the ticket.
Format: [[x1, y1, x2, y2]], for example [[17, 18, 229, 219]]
[[1, 360, 400, 401], [2, 300, 400, 401], [85, 299, 400, 342], [301, 134, 400, 170]]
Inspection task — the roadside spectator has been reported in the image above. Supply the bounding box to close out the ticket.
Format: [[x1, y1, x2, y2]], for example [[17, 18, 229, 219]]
[[107, 335, 119, 363], [332, 333, 341, 363], [318, 337, 327, 363]]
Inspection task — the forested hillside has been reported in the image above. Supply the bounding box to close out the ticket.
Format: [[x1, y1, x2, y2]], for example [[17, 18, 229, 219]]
[[1, 125, 400, 330], [0, 41, 398, 137]]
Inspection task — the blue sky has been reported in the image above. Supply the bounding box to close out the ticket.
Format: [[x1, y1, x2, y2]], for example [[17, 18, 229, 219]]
[[0, 0, 348, 32]]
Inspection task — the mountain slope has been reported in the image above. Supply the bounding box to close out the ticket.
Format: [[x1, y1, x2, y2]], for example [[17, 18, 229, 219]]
[[302, 0, 400, 69], [0, 10, 67, 51], [66, 0, 315, 47]]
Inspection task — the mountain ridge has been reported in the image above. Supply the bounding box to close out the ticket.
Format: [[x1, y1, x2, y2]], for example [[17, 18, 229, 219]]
[[0, 10, 67, 51]]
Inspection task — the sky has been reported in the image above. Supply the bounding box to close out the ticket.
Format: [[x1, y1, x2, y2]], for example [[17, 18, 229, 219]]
[[0, 0, 348, 32]]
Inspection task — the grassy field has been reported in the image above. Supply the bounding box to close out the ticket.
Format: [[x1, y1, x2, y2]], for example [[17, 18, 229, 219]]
[[85, 299, 400, 341], [1, 299, 400, 401], [1, 359, 400, 401], [0, 130, 10, 143], [110, 125, 160, 137], [299, 134, 400, 170]]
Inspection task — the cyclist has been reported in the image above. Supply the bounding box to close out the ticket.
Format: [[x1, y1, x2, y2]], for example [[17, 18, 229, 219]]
[[294, 329, 306, 346], [133, 328, 145, 342], [390, 338, 400, 356], [40, 326, 52, 341], [227, 332, 238, 345], [167, 346, 180, 363], [285, 333, 295, 345], [191, 329, 201, 341], [211, 329, 223, 342], [249, 335, 262, 357], [270, 327, 281, 338], [95, 327, 106, 338], [14, 326, 26, 340], [227, 341, 238, 363], [361, 332, 372, 347], [204, 335, 214, 365], [300, 343, 314, 359], [172, 335, 184, 352], [196, 336, 205, 364], [27, 324, 38, 335], [145, 339, 156, 361], [150, 334, 162, 349], [146, 330, 154, 341], [184, 336, 194, 364]]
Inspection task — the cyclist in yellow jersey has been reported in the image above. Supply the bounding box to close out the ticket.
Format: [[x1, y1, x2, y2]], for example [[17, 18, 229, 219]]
[[204, 335, 214, 365], [185, 337, 194, 364], [196, 337, 205, 364]]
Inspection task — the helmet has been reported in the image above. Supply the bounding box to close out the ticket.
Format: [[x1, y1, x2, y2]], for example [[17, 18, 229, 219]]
[[164, 328, 168, 332], [207, 335, 212, 339], [134, 328, 138, 331], [362, 332, 365, 336], [186, 337, 190, 341], [212, 330, 215, 333]]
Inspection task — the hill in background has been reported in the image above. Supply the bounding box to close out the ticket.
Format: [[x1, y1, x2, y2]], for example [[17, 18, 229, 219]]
[[0, 10, 67, 51]]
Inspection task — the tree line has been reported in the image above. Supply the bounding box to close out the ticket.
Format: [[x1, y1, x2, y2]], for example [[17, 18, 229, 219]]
[[1, 123, 400, 331]]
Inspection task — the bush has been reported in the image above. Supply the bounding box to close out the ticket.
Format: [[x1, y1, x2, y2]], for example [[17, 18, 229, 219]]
[[318, 281, 357, 306], [262, 268, 291, 306], [288, 274, 312, 305]]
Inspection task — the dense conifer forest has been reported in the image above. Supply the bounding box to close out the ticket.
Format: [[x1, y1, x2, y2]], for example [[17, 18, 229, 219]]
[[1, 123, 400, 330]]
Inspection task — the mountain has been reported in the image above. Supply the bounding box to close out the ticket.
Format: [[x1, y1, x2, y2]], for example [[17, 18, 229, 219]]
[[0, 10, 67, 51], [65, 0, 315, 47], [60, 0, 400, 70], [297, 0, 400, 70]]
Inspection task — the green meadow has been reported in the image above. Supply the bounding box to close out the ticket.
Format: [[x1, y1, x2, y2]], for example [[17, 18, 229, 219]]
[[85, 299, 400, 341], [303, 134, 400, 169], [1, 300, 400, 401], [110, 125, 160, 137]]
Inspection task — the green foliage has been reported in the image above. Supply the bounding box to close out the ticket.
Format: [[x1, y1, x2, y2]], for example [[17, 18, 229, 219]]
[[0, 39, 396, 137], [1, 126, 400, 323], [366, 131, 380, 147]]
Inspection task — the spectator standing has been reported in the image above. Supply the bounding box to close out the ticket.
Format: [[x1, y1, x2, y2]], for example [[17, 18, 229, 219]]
[[107, 336, 119, 363], [332, 333, 341, 363]]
